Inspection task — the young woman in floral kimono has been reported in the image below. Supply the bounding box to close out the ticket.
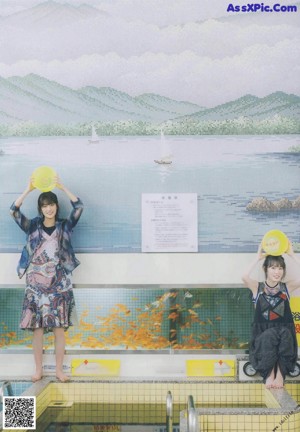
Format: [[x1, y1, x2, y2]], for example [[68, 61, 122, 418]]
[[11, 177, 83, 382]]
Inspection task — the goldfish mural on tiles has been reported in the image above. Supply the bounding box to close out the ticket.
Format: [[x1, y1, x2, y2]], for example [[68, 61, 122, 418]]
[[0, 288, 253, 350]]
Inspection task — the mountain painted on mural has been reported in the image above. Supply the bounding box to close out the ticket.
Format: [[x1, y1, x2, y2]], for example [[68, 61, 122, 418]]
[[0, 74, 203, 124], [178, 93, 300, 122], [0, 74, 299, 128], [0, 1, 108, 28]]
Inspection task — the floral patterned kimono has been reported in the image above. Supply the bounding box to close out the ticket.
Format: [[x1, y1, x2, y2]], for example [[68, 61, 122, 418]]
[[20, 227, 77, 332]]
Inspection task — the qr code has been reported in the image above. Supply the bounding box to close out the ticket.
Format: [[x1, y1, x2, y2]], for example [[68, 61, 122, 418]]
[[3, 396, 36, 430]]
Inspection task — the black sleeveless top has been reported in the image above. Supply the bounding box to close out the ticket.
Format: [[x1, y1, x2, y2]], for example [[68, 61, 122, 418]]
[[253, 282, 294, 324]]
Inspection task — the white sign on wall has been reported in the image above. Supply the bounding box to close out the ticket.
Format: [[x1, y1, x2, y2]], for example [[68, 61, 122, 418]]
[[142, 193, 198, 252]]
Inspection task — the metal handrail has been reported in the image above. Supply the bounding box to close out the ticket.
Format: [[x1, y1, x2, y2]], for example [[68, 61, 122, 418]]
[[0, 381, 13, 403], [187, 395, 199, 432], [166, 391, 173, 432]]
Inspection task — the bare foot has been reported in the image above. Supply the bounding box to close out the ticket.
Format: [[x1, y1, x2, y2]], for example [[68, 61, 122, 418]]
[[265, 375, 274, 389], [272, 377, 284, 388], [32, 371, 43, 382], [56, 370, 69, 382], [265, 369, 275, 389], [272, 369, 284, 388]]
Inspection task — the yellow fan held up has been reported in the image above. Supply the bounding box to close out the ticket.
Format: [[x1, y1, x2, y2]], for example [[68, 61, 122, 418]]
[[262, 230, 288, 256], [32, 166, 57, 192]]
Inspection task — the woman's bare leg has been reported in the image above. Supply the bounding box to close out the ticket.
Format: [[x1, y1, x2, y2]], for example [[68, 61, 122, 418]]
[[32, 328, 44, 382], [53, 328, 69, 382]]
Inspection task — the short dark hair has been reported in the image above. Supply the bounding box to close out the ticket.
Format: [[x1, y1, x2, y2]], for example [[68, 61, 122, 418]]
[[262, 255, 286, 278], [38, 191, 59, 220]]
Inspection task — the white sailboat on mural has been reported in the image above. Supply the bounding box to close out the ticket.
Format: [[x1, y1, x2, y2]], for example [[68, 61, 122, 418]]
[[88, 125, 100, 143], [154, 130, 172, 165]]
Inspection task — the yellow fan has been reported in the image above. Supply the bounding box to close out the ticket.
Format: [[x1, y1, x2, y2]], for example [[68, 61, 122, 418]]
[[262, 230, 289, 256], [32, 166, 57, 192]]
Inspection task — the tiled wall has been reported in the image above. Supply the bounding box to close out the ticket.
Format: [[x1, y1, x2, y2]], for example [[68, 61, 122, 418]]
[[286, 382, 300, 402], [199, 413, 300, 432], [47, 381, 268, 405]]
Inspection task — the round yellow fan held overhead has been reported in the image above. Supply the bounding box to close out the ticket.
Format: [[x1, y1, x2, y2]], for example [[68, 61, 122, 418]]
[[262, 230, 289, 256], [32, 166, 57, 192]]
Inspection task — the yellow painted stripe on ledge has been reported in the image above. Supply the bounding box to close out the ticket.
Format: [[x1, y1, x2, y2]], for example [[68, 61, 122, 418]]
[[186, 359, 236, 377], [71, 359, 121, 376]]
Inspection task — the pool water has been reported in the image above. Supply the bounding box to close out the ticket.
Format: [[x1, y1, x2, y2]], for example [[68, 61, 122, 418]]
[[8, 381, 33, 395], [37, 399, 266, 431], [37, 403, 184, 430], [1, 381, 32, 396], [0, 381, 33, 411]]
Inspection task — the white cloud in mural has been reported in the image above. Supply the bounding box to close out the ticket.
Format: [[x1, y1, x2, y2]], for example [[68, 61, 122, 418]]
[[100, 0, 228, 25], [0, 0, 227, 22], [0, 37, 298, 106], [0, 0, 37, 15], [0, 14, 298, 62], [0, 0, 299, 105]]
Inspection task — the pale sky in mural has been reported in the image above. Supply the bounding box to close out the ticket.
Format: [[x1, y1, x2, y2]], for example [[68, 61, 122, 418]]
[[0, 0, 299, 106]]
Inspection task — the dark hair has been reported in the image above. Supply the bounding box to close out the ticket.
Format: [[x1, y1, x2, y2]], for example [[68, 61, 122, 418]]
[[38, 191, 59, 220], [262, 255, 286, 278]]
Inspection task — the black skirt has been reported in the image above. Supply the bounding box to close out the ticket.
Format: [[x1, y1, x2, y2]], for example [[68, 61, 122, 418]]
[[249, 321, 297, 380]]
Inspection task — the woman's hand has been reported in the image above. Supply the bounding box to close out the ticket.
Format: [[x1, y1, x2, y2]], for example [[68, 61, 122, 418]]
[[26, 177, 36, 193], [284, 239, 300, 292], [55, 176, 78, 202], [257, 242, 265, 261], [286, 239, 295, 257], [14, 177, 36, 208], [242, 241, 265, 294], [54, 175, 64, 190]]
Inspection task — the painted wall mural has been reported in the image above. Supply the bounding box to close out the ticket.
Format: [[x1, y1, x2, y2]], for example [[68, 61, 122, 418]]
[[0, 0, 299, 253]]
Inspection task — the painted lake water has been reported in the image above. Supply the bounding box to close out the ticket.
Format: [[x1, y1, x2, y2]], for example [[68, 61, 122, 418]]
[[0, 134, 299, 253]]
